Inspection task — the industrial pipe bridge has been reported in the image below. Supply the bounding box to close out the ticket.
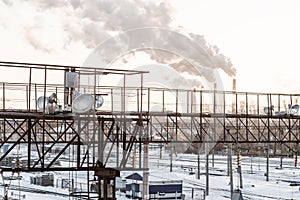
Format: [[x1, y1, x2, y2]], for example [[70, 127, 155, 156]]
[[0, 61, 299, 199]]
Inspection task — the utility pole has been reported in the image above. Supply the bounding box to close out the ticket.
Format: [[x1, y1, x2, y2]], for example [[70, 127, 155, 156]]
[[205, 153, 209, 196], [142, 141, 149, 199], [237, 150, 243, 188], [197, 143, 201, 179], [228, 143, 233, 199], [294, 152, 298, 167], [170, 144, 173, 172], [266, 145, 269, 181]]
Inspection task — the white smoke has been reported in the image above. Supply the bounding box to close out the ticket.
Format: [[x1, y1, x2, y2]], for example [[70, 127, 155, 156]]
[[2, 0, 236, 78]]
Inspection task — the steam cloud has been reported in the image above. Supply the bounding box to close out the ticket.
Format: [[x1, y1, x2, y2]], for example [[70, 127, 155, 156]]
[[2, 0, 236, 79]]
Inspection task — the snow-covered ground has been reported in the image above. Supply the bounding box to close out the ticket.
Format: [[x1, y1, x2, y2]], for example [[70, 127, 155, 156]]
[[1, 148, 300, 200], [142, 152, 300, 200]]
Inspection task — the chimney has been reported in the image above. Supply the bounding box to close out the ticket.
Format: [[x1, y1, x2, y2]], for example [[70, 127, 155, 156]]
[[232, 78, 236, 92]]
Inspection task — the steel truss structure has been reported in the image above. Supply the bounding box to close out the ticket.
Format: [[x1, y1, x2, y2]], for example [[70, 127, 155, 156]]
[[0, 61, 300, 199]]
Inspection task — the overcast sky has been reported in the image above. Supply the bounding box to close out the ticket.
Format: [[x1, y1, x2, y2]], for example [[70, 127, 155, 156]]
[[0, 0, 299, 93]]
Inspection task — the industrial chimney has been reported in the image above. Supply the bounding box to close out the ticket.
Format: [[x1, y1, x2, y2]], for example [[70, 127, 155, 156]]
[[232, 78, 236, 92]]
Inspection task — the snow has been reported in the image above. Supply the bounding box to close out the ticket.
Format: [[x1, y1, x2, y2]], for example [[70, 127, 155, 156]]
[[1, 149, 300, 199]]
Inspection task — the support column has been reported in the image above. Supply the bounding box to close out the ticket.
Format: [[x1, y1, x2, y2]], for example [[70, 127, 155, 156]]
[[266, 145, 269, 181], [197, 143, 200, 179], [237, 150, 243, 188], [94, 167, 120, 200], [228, 143, 233, 199], [205, 153, 209, 196], [142, 142, 149, 200]]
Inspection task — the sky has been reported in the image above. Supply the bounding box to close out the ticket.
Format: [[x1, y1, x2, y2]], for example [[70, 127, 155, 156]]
[[0, 0, 300, 93]]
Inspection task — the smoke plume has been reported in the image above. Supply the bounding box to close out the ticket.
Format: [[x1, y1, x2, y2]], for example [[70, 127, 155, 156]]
[[3, 0, 236, 79]]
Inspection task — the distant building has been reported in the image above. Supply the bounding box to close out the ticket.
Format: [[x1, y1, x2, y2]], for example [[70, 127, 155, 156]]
[[30, 173, 54, 187], [149, 180, 183, 199], [125, 172, 183, 199], [125, 173, 143, 199]]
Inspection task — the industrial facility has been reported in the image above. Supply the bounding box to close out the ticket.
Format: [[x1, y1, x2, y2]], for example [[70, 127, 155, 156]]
[[0, 61, 300, 199]]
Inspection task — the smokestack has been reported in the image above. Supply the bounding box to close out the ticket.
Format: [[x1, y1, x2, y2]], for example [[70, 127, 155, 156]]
[[232, 78, 236, 92]]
